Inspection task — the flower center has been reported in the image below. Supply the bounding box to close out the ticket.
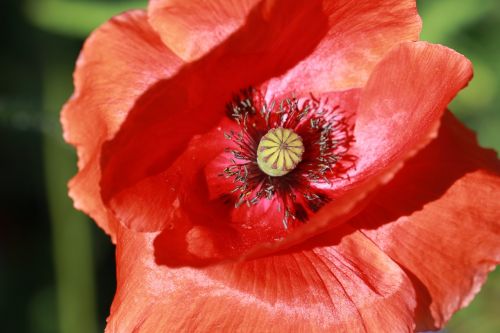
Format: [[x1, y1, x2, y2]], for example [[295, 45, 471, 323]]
[[221, 87, 356, 228], [257, 127, 304, 177]]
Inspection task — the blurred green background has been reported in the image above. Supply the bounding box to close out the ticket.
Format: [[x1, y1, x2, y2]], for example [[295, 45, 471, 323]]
[[0, 0, 498, 332]]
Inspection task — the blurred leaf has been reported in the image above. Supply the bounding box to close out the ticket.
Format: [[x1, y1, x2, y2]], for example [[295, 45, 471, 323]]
[[419, 0, 496, 42], [42, 37, 99, 333], [446, 268, 500, 333], [26, 0, 147, 37], [450, 56, 497, 115], [28, 286, 58, 333]]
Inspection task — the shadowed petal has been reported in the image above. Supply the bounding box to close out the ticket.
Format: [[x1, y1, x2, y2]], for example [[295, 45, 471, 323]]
[[61, 10, 183, 239], [150, 0, 421, 92], [267, 0, 422, 93], [353, 113, 500, 330], [148, 0, 261, 61]]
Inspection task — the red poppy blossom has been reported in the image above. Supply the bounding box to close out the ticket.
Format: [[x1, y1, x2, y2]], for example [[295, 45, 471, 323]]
[[61, 0, 500, 332]]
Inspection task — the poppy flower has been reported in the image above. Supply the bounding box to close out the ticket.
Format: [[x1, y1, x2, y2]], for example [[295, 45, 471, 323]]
[[62, 0, 500, 332]]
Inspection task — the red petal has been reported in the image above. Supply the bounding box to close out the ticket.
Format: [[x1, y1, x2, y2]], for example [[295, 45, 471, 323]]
[[353, 112, 500, 330], [149, 0, 420, 92], [332, 42, 473, 194], [61, 10, 183, 239], [267, 0, 422, 93], [108, 122, 232, 234], [148, 0, 261, 61], [107, 224, 416, 332]]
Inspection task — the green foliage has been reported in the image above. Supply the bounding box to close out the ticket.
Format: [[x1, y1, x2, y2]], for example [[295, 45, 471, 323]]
[[419, 1, 500, 332], [26, 0, 147, 37], [419, 0, 500, 152]]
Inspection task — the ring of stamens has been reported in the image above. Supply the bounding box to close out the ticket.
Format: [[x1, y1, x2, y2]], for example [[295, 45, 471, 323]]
[[221, 88, 355, 229], [257, 127, 304, 177]]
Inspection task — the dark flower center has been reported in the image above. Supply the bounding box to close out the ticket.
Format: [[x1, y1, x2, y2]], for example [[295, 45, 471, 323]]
[[221, 87, 355, 228]]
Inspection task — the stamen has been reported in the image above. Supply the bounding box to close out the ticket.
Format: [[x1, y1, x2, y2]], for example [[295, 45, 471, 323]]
[[220, 87, 356, 229]]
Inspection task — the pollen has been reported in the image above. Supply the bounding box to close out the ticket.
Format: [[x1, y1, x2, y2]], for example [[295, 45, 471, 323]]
[[257, 127, 304, 177]]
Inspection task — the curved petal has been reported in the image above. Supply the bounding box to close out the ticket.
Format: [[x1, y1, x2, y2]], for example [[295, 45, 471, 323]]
[[106, 224, 416, 332], [148, 0, 261, 61], [61, 10, 183, 239], [331, 41, 473, 194], [150, 0, 421, 92], [108, 121, 232, 234], [266, 0, 422, 93], [352, 113, 500, 330]]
